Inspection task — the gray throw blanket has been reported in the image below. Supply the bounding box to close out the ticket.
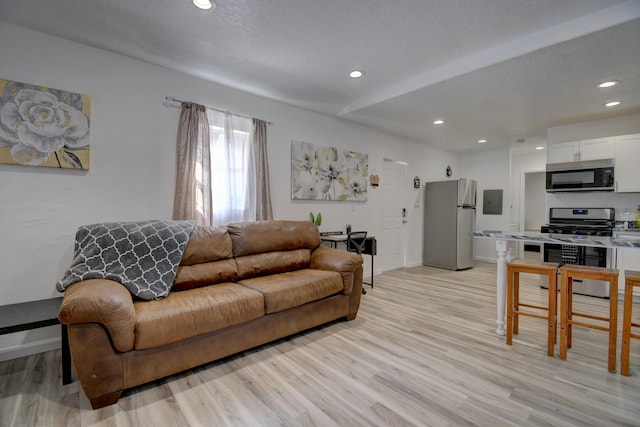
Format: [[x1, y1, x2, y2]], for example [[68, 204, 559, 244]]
[[56, 220, 195, 300]]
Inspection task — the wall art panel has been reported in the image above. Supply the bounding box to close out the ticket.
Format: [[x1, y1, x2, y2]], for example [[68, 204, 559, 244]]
[[291, 140, 368, 201], [0, 79, 90, 170]]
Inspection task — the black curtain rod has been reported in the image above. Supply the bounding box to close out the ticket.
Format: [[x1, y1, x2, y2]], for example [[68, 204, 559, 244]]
[[164, 96, 273, 125]]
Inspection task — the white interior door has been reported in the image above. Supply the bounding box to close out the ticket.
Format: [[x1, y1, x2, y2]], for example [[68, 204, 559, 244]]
[[382, 159, 406, 271]]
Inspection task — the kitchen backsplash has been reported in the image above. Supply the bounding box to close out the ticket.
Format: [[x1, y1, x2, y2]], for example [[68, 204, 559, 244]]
[[546, 191, 640, 223]]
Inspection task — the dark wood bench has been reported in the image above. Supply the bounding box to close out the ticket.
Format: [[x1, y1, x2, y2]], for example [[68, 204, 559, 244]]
[[0, 297, 71, 384]]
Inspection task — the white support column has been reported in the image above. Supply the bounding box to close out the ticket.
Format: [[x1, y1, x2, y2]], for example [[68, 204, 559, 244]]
[[495, 239, 508, 336]]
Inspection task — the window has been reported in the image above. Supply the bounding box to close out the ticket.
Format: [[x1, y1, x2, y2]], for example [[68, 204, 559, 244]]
[[173, 102, 270, 226], [207, 110, 255, 224]]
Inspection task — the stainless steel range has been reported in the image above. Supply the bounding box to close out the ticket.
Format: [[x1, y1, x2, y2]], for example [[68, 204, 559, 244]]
[[540, 207, 615, 298]]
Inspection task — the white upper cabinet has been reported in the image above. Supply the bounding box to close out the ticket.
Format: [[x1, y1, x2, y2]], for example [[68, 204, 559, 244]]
[[547, 137, 614, 164], [579, 138, 615, 161], [547, 142, 578, 163], [614, 133, 640, 193]]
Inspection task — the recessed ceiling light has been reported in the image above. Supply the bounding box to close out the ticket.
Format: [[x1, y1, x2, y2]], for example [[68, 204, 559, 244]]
[[598, 80, 619, 88], [535, 146, 544, 150], [477, 139, 487, 143], [193, 0, 215, 10], [349, 70, 364, 78], [605, 101, 621, 107], [433, 119, 444, 125]]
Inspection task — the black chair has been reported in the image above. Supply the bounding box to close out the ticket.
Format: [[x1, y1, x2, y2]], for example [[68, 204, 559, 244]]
[[346, 231, 370, 295]]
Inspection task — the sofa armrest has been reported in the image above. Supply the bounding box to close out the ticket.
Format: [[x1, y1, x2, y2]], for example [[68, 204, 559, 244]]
[[310, 246, 363, 294], [58, 279, 135, 352]]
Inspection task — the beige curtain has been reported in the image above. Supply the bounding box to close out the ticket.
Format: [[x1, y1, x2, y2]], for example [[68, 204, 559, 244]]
[[172, 102, 211, 226], [253, 119, 273, 220]]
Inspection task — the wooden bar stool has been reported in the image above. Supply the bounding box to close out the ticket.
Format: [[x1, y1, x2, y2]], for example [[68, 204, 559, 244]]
[[621, 270, 640, 376], [506, 259, 560, 356], [559, 264, 619, 372]]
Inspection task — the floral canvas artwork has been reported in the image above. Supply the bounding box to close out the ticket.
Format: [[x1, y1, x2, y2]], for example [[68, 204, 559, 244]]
[[291, 140, 368, 201], [0, 79, 90, 170]]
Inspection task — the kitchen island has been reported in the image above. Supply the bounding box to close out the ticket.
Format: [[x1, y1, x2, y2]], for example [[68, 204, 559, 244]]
[[472, 231, 640, 336]]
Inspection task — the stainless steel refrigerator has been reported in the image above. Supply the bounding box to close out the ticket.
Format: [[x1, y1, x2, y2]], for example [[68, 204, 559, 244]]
[[423, 178, 477, 270]]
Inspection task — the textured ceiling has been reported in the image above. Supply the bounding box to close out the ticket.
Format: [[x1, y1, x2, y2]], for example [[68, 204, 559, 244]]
[[1, 0, 639, 153]]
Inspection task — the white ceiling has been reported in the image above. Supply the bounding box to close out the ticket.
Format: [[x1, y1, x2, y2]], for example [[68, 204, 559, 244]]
[[1, 0, 639, 153]]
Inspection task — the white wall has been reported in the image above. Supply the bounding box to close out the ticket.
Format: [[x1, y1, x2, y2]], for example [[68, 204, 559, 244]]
[[0, 22, 457, 359], [547, 113, 640, 144], [459, 149, 511, 262]]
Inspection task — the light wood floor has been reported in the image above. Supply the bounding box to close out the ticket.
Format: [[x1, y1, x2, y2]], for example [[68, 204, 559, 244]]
[[2, 261, 639, 426]]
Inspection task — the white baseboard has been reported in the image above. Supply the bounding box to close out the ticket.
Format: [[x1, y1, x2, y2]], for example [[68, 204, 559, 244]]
[[475, 256, 497, 263], [365, 271, 380, 281], [406, 258, 496, 268], [0, 338, 60, 363]]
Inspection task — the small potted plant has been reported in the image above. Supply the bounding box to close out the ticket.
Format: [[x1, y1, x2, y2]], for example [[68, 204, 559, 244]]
[[309, 212, 322, 228]]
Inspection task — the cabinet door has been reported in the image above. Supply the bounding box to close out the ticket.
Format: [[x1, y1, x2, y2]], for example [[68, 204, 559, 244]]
[[547, 141, 577, 163], [579, 137, 614, 161], [615, 233, 640, 297], [615, 134, 640, 193]]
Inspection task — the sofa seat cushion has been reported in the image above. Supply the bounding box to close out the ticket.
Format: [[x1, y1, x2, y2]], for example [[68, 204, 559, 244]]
[[133, 283, 264, 350], [238, 269, 343, 314]]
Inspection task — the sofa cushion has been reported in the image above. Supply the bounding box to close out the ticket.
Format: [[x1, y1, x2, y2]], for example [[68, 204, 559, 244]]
[[133, 283, 264, 350], [180, 225, 234, 265], [235, 249, 310, 280], [173, 259, 238, 291], [227, 220, 320, 257], [172, 225, 238, 291], [238, 269, 343, 314]]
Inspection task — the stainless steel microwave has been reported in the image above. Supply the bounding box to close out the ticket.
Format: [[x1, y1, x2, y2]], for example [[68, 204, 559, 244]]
[[545, 159, 614, 192]]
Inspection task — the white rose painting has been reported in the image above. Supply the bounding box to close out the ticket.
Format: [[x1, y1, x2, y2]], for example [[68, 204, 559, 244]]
[[0, 79, 90, 170], [291, 140, 368, 201]]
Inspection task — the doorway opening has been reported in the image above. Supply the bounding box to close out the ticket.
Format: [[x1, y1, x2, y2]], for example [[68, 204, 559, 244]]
[[521, 170, 546, 260]]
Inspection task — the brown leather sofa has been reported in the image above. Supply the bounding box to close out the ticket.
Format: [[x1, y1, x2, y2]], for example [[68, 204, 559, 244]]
[[58, 220, 364, 409]]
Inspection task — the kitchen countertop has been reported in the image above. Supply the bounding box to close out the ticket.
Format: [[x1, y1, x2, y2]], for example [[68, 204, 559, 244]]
[[472, 231, 640, 248], [613, 227, 640, 233], [474, 230, 640, 337]]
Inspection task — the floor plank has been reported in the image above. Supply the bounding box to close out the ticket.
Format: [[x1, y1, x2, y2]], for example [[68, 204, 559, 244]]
[[1, 261, 639, 426]]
